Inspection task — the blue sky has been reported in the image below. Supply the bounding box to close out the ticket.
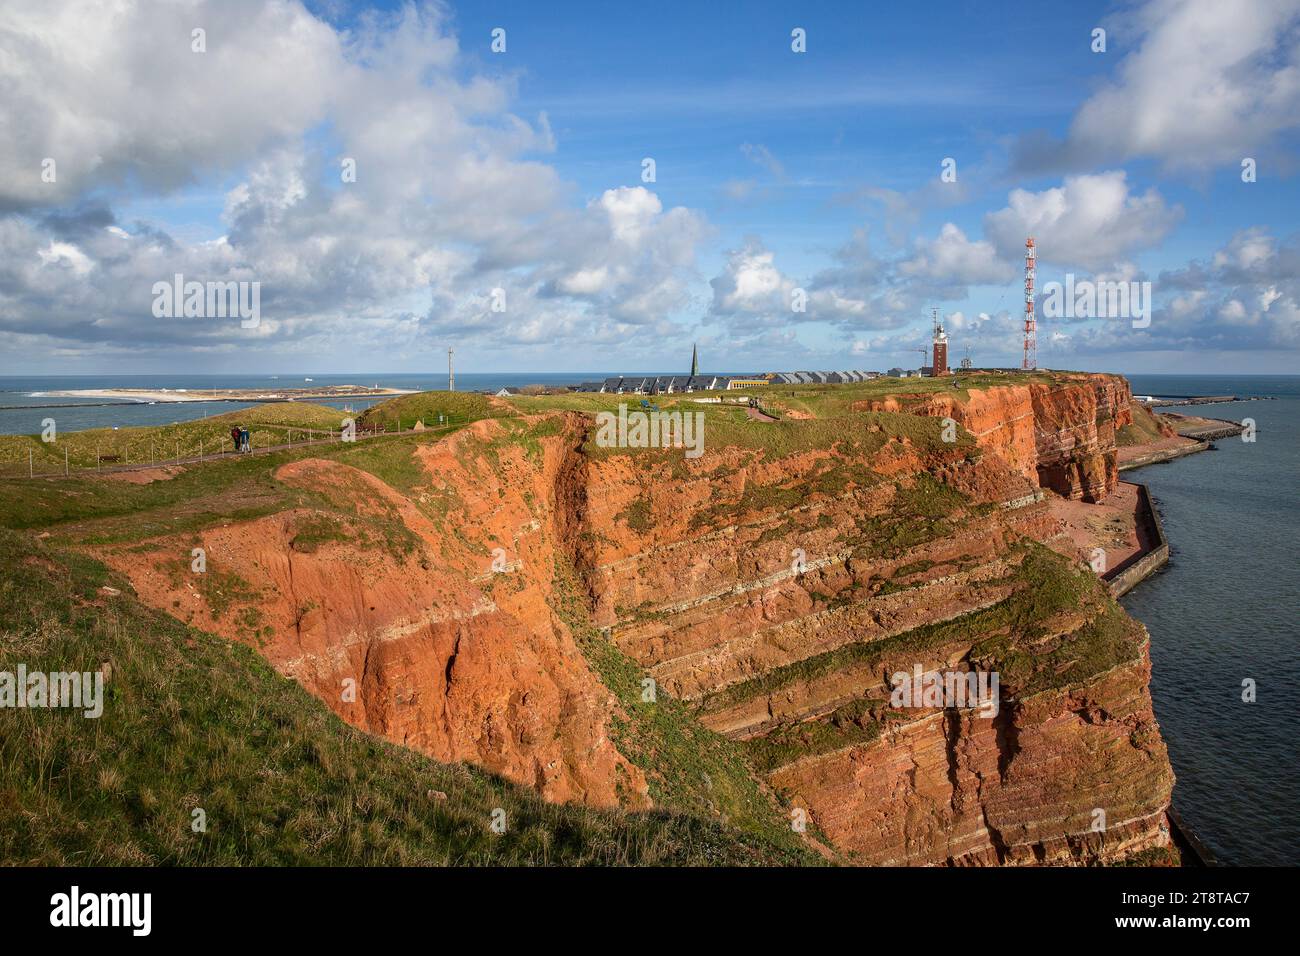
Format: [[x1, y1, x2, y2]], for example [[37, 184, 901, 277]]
[[2, 0, 1299, 375]]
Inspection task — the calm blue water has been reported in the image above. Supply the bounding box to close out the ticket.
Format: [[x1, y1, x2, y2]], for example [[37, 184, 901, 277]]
[[1123, 375, 1300, 866], [0, 373, 599, 435]]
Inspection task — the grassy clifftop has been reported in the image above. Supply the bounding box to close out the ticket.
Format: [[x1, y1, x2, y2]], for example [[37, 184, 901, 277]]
[[0, 401, 349, 475]]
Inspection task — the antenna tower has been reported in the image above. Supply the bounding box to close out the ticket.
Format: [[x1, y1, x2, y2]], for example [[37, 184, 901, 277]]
[[1023, 237, 1037, 370]]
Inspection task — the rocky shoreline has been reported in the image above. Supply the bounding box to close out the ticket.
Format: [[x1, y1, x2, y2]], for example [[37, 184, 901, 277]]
[[1109, 406, 1247, 866]]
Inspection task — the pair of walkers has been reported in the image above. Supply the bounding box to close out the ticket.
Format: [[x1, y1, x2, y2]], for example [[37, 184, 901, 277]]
[[229, 426, 252, 454]]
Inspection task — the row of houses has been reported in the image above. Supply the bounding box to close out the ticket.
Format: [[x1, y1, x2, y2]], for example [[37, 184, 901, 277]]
[[569, 369, 883, 395], [768, 370, 878, 385], [572, 375, 744, 394]]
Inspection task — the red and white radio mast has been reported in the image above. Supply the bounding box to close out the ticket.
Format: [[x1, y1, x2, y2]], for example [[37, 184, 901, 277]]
[[1022, 237, 1037, 370]]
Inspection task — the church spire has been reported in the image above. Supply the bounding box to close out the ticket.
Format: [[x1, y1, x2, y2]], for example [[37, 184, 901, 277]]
[[691, 342, 699, 376]]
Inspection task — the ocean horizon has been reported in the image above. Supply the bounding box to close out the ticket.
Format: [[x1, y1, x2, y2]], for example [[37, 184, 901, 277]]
[[3, 371, 1298, 436]]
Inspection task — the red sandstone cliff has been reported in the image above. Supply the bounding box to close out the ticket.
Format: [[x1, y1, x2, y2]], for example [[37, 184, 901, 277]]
[[864, 374, 1132, 502], [99, 417, 649, 809], [91, 373, 1173, 864], [569, 375, 1171, 863]]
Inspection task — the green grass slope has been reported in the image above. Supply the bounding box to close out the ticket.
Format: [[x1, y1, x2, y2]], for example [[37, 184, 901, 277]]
[[0, 529, 814, 865], [358, 391, 505, 430], [0, 401, 352, 476], [1117, 401, 1171, 447]]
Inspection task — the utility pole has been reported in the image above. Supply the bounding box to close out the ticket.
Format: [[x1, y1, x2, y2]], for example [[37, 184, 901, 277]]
[[448, 347, 455, 392]]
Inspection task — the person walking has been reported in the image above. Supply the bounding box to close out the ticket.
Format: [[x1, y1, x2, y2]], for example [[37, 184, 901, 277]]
[[230, 426, 241, 454]]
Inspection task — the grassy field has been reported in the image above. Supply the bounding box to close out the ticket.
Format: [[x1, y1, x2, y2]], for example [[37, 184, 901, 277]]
[[0, 371, 1089, 478], [508, 396, 980, 463], [0, 402, 350, 475], [0, 529, 814, 865], [726, 370, 1069, 420], [503, 370, 1074, 422], [0, 425, 466, 545], [500, 373, 1089, 462], [357, 391, 504, 431]]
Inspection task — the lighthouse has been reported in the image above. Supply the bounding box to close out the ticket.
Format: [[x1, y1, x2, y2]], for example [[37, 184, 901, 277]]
[[930, 309, 949, 376]]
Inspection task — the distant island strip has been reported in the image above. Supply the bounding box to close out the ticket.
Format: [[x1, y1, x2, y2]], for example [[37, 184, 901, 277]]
[[8, 384, 414, 409]]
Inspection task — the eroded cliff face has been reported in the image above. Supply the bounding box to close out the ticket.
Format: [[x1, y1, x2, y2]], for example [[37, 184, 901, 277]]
[[98, 417, 649, 809], [763, 643, 1170, 864], [573, 376, 1171, 864], [93, 373, 1173, 864], [865, 375, 1132, 503]]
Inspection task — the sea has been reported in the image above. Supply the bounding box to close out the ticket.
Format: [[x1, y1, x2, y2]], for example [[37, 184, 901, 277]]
[[1, 371, 1295, 865], [1122, 375, 1299, 866], [0, 373, 599, 434]]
